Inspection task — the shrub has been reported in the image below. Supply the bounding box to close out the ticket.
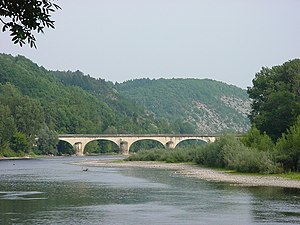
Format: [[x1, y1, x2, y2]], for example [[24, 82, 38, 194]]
[[0, 148, 25, 157], [276, 116, 300, 171], [198, 134, 240, 168], [224, 145, 279, 174], [10, 132, 29, 153], [165, 148, 197, 163], [126, 148, 167, 161], [126, 134, 280, 174], [241, 126, 275, 152], [195, 134, 279, 173]]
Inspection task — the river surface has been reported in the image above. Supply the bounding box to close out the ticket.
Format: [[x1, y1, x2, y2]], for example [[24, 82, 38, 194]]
[[0, 156, 300, 225]]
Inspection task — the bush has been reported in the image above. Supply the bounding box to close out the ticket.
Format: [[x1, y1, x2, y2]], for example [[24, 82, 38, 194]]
[[276, 116, 300, 171], [165, 148, 197, 163], [126, 147, 198, 163], [126, 134, 280, 174], [241, 126, 275, 152], [126, 148, 167, 161], [0, 148, 25, 157], [196, 134, 239, 168], [195, 134, 279, 174], [223, 145, 279, 174], [10, 132, 29, 153], [36, 126, 58, 155]]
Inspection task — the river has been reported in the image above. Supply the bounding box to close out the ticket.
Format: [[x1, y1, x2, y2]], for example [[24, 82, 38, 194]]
[[0, 156, 300, 225]]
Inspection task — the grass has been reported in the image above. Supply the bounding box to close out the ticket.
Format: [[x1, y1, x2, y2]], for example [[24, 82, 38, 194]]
[[277, 172, 300, 180], [225, 170, 300, 180]]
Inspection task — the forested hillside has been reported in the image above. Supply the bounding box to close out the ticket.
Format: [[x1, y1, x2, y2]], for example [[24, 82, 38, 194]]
[[0, 54, 172, 135], [117, 78, 251, 133], [0, 54, 174, 155], [0, 53, 251, 156]]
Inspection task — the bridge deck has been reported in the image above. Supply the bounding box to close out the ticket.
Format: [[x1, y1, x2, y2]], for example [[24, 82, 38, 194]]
[[58, 134, 220, 138]]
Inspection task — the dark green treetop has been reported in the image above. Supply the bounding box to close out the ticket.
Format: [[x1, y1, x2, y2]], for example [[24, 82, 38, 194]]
[[248, 59, 300, 141]]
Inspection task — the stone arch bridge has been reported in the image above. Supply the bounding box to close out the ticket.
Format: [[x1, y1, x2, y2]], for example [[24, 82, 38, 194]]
[[58, 134, 218, 156]]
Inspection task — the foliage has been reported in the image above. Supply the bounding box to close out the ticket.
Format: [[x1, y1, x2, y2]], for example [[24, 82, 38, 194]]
[[56, 141, 74, 155], [127, 135, 279, 174], [164, 148, 198, 163], [248, 59, 300, 141], [0, 54, 179, 155], [246, 59, 300, 172], [130, 140, 164, 153], [0, 54, 172, 137], [193, 135, 240, 168], [222, 140, 279, 174], [126, 148, 168, 162], [240, 126, 275, 152], [36, 126, 58, 155], [0, 0, 61, 48], [0, 104, 16, 148], [276, 116, 300, 171], [0, 148, 24, 157], [117, 78, 250, 134], [85, 140, 120, 154], [14, 96, 45, 140], [10, 132, 28, 153]]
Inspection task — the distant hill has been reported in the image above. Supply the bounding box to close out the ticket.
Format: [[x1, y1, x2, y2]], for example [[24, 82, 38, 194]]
[[117, 78, 251, 133], [0, 54, 172, 135], [0, 53, 250, 136]]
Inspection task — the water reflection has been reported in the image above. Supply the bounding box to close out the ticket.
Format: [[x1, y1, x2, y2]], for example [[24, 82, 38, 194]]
[[246, 187, 300, 224], [0, 156, 299, 225]]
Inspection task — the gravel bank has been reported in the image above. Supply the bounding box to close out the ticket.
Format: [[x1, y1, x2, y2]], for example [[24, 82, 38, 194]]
[[78, 160, 300, 189]]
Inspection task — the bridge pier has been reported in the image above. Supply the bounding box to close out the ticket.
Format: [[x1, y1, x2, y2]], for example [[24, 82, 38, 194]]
[[120, 141, 129, 155], [165, 141, 175, 149], [74, 142, 85, 156]]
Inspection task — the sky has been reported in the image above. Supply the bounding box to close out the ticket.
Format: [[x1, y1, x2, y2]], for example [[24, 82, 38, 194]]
[[1, 0, 300, 89]]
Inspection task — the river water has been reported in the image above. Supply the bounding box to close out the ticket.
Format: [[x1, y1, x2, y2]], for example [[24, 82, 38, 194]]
[[0, 156, 300, 225]]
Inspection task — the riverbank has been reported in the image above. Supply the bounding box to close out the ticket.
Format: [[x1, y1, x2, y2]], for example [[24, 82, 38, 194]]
[[0, 155, 33, 160], [78, 160, 300, 189], [0, 155, 56, 160]]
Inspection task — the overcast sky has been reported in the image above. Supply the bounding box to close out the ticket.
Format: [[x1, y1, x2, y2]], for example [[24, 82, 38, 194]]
[[1, 0, 300, 88]]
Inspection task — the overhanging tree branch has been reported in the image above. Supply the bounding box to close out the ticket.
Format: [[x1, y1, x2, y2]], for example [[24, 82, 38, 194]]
[[0, 0, 61, 48]]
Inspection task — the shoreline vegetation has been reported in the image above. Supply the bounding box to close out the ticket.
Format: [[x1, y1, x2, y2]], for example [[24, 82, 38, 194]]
[[78, 159, 300, 189]]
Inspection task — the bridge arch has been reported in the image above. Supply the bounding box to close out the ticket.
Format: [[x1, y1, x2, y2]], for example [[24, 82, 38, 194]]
[[175, 139, 207, 148], [85, 138, 119, 148], [129, 139, 165, 153], [174, 137, 216, 148], [84, 139, 120, 154], [57, 140, 75, 155]]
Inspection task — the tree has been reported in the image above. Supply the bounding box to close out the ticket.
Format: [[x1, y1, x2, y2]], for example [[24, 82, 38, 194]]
[[0, 0, 61, 48], [0, 104, 16, 148], [248, 59, 300, 141], [10, 131, 28, 153], [36, 126, 58, 155], [240, 126, 274, 152], [276, 116, 300, 171], [13, 96, 45, 140]]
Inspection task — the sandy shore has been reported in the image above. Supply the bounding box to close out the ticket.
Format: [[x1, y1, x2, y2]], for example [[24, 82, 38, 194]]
[[78, 160, 300, 189]]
